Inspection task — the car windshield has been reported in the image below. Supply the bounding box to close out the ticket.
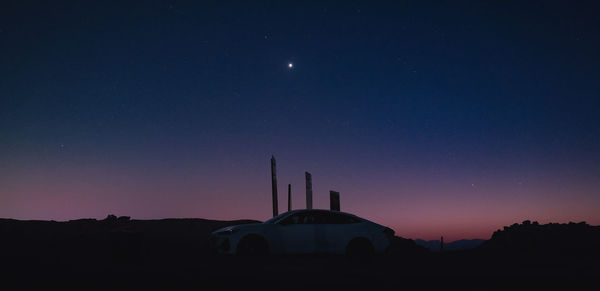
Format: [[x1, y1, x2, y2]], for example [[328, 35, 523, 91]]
[[264, 210, 365, 225], [263, 212, 290, 224]]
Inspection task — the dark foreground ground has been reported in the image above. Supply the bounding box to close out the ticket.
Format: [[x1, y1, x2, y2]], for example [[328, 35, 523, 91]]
[[1, 217, 598, 289]]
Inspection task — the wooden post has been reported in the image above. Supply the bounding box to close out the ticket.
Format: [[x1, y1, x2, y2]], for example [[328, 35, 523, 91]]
[[329, 191, 340, 211], [271, 156, 278, 217], [305, 172, 312, 210], [287, 184, 291, 212]]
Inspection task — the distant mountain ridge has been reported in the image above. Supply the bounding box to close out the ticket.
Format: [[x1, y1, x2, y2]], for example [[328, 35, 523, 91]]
[[414, 238, 485, 251]]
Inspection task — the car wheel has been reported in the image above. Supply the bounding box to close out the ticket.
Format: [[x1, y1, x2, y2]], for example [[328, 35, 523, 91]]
[[236, 235, 269, 256], [346, 238, 374, 258]]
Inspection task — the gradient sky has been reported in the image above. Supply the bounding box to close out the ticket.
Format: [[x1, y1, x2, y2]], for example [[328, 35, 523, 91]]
[[1, 1, 599, 241]]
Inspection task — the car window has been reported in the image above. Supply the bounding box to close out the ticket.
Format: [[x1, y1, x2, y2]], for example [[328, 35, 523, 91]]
[[339, 214, 360, 224], [264, 212, 290, 224], [311, 211, 361, 224], [277, 211, 361, 225], [304, 213, 318, 224], [278, 213, 306, 225]]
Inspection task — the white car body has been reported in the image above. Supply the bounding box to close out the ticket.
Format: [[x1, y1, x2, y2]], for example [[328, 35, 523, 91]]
[[210, 209, 394, 255]]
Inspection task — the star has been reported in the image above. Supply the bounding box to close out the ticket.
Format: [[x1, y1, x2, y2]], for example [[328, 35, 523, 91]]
[[288, 63, 293, 69]]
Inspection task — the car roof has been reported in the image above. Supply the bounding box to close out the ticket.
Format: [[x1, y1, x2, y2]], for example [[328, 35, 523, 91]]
[[283, 209, 364, 219]]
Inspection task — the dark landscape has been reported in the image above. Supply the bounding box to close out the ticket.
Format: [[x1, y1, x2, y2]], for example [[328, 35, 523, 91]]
[[3, 1, 600, 289], [1, 216, 598, 289], [415, 238, 485, 252]]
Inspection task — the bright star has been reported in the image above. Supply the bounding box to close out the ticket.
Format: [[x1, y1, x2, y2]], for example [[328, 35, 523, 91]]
[[288, 63, 293, 68]]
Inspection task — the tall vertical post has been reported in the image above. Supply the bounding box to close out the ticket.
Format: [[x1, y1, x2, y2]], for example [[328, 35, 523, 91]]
[[287, 184, 292, 212], [271, 156, 278, 217], [440, 236, 444, 252], [305, 172, 312, 210], [329, 191, 340, 211]]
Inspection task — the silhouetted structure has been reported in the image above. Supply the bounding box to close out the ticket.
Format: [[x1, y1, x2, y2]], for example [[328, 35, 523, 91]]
[[287, 184, 291, 211], [440, 236, 444, 252], [305, 172, 313, 210], [271, 156, 278, 217], [329, 191, 340, 211]]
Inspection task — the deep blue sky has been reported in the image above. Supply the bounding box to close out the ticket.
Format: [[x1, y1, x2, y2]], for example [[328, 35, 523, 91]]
[[1, 1, 599, 240]]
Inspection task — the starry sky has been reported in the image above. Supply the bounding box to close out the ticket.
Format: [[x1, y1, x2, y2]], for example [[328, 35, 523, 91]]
[[1, 1, 599, 241]]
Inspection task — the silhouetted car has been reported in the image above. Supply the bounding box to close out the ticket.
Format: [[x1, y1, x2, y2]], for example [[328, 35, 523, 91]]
[[209, 209, 395, 255]]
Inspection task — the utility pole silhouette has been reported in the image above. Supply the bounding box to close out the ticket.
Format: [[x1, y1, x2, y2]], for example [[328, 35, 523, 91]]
[[329, 191, 340, 211], [440, 236, 444, 252], [271, 156, 278, 217], [287, 184, 291, 211], [305, 172, 313, 209]]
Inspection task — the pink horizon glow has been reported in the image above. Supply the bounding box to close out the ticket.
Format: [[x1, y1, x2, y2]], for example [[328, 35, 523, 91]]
[[2, 155, 598, 242]]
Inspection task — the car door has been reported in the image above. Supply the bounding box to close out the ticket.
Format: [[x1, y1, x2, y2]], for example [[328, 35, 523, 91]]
[[315, 212, 363, 254], [311, 211, 333, 253], [277, 212, 316, 254]]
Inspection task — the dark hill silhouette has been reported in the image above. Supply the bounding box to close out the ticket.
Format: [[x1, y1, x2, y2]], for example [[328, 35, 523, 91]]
[[464, 220, 600, 283], [0, 215, 260, 267], [1, 216, 598, 288], [478, 220, 600, 255]]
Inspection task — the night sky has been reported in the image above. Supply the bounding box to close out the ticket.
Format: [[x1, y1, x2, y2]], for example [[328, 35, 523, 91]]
[[2, 1, 599, 241]]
